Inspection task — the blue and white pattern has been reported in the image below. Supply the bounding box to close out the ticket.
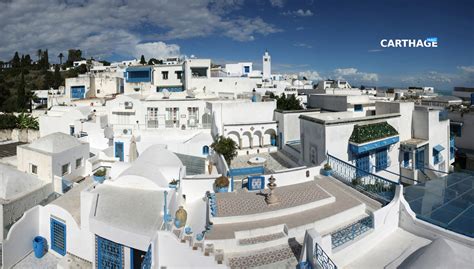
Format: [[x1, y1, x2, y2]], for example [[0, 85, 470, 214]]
[[331, 216, 373, 248], [314, 242, 337, 269]]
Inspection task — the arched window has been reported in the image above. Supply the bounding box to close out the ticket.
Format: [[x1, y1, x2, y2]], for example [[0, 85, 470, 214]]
[[202, 145, 210, 155]]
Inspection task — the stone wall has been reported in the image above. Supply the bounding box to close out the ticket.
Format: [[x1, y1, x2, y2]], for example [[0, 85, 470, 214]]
[[0, 129, 40, 142]]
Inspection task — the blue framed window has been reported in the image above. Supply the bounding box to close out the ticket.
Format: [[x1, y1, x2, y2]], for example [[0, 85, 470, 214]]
[[244, 66, 250, 73], [202, 145, 209, 155], [450, 125, 462, 137], [416, 149, 425, 169], [248, 176, 265, 191], [450, 138, 455, 160], [354, 104, 363, 112], [69, 126, 75, 136], [71, 86, 85, 99], [96, 236, 123, 269], [433, 145, 444, 165], [51, 218, 66, 256], [115, 142, 124, 162], [375, 148, 388, 171], [126, 67, 152, 83], [403, 152, 410, 167]]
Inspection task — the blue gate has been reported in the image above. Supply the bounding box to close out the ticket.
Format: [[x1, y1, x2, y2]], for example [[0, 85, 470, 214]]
[[71, 86, 85, 99], [115, 142, 124, 161], [97, 236, 123, 269], [51, 218, 66, 256]]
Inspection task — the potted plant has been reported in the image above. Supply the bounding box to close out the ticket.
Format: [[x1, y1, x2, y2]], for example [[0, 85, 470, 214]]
[[169, 179, 179, 189], [322, 163, 332, 176], [214, 176, 230, 193], [93, 168, 106, 183]]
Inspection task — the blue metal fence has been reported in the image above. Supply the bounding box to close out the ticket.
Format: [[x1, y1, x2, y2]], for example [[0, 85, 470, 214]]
[[327, 153, 398, 204], [96, 236, 123, 269], [331, 216, 373, 249], [141, 245, 152, 269], [314, 242, 337, 269]]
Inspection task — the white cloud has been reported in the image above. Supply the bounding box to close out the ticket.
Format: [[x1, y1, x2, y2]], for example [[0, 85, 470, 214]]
[[299, 70, 322, 81], [0, 0, 280, 60], [293, 43, 312, 49], [134, 42, 181, 60], [296, 26, 305, 31], [269, 0, 285, 8], [283, 9, 314, 17], [333, 68, 379, 82], [458, 66, 474, 73]]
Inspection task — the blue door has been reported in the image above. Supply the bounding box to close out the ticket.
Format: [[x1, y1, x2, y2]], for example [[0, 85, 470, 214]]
[[71, 86, 85, 99], [356, 154, 370, 177], [202, 145, 209, 155], [115, 142, 124, 161], [69, 126, 75, 136], [97, 236, 123, 269], [416, 149, 425, 169], [51, 218, 66, 256]]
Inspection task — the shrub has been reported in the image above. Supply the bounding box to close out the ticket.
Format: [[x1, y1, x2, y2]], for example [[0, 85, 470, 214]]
[[16, 113, 39, 130], [214, 176, 230, 188], [94, 168, 106, 177], [0, 114, 18, 129], [323, 163, 332, 170]]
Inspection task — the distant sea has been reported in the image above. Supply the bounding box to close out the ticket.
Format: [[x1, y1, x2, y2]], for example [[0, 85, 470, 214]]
[[435, 88, 452, 96]]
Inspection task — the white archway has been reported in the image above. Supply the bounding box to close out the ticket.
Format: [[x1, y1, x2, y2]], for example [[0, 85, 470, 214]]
[[253, 130, 263, 148], [263, 129, 277, 146], [241, 131, 252, 149]]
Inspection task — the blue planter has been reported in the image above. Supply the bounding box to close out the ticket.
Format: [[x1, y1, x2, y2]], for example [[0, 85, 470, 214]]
[[322, 169, 332, 176], [174, 219, 181, 228], [216, 186, 228, 193], [271, 138, 276, 146], [33, 236, 47, 259], [169, 184, 177, 189], [185, 227, 192, 234], [93, 175, 105, 183]]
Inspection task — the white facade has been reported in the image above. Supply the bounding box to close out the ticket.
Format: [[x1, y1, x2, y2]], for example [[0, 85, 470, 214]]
[[225, 62, 253, 77]]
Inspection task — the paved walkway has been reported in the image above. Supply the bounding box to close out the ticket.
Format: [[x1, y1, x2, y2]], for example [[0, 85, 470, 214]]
[[12, 252, 59, 269], [231, 152, 293, 174], [215, 181, 331, 217], [207, 177, 376, 240]]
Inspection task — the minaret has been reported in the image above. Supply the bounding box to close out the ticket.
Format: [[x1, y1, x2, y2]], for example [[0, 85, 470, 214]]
[[262, 49, 271, 80]]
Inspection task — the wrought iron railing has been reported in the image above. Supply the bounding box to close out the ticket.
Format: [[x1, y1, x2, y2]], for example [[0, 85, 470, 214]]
[[327, 153, 399, 205], [331, 215, 373, 249], [314, 242, 337, 269]]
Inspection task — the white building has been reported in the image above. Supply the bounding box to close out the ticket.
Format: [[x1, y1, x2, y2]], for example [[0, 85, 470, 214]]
[[225, 62, 253, 77]]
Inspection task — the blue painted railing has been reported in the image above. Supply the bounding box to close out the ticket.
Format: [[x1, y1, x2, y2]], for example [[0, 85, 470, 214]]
[[331, 215, 373, 249], [327, 154, 399, 204], [141, 245, 152, 269], [314, 242, 337, 269]]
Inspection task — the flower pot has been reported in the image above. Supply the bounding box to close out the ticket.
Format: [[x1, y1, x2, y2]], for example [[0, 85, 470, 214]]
[[216, 186, 228, 193], [93, 175, 105, 183], [169, 184, 177, 189], [175, 206, 187, 228], [322, 169, 332, 176], [33, 236, 47, 258]]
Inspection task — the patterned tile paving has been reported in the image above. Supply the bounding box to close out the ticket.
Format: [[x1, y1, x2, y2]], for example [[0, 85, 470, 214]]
[[215, 181, 331, 217], [231, 152, 292, 174], [238, 232, 287, 246], [228, 242, 301, 269]]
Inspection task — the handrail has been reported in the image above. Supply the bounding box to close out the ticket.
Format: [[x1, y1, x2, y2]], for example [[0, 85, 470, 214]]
[[327, 153, 399, 185], [381, 169, 422, 184]]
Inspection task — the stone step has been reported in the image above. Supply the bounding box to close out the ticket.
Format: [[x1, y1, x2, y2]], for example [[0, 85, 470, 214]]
[[226, 243, 301, 269], [238, 232, 288, 246]]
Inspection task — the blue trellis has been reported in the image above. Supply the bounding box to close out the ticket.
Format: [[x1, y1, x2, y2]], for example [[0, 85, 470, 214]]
[[96, 236, 123, 269], [331, 216, 373, 249], [50, 218, 66, 256], [314, 242, 337, 269], [141, 245, 152, 269]]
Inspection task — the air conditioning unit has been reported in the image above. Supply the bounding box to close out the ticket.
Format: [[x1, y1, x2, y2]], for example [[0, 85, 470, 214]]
[[122, 128, 132, 135], [124, 101, 133, 109]]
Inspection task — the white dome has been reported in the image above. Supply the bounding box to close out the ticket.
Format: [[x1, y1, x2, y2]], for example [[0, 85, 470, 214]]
[[28, 132, 82, 153]]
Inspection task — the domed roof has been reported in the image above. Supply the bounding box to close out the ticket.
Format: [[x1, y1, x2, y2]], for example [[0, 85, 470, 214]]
[[28, 132, 82, 153], [399, 238, 454, 269], [0, 164, 42, 199]]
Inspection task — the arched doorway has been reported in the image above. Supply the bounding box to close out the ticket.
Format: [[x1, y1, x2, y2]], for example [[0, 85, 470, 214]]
[[263, 129, 277, 146]]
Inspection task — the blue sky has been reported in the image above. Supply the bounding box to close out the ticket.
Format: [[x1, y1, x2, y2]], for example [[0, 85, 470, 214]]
[[0, 0, 473, 90]]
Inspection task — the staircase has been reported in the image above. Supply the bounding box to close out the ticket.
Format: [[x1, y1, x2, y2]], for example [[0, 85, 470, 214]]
[[175, 153, 206, 175]]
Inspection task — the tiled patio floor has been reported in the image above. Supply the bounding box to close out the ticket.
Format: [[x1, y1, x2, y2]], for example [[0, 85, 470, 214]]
[[12, 251, 59, 269]]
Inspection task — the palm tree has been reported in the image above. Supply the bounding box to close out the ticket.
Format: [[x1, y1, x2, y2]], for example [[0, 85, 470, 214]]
[[58, 53, 64, 65], [37, 49, 42, 63], [25, 90, 38, 112]]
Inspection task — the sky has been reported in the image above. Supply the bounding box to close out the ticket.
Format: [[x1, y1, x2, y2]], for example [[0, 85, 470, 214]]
[[0, 0, 473, 90]]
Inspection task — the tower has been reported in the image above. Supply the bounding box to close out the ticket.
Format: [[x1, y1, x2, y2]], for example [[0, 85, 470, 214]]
[[262, 50, 271, 80]]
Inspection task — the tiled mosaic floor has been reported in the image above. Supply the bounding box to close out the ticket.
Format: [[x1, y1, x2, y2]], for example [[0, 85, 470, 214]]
[[238, 232, 287, 246], [228, 241, 301, 269], [215, 181, 331, 217], [231, 152, 293, 174], [12, 252, 60, 269]]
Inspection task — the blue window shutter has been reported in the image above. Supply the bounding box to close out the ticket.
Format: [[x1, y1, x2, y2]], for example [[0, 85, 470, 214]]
[[51, 218, 66, 256], [375, 149, 388, 171], [97, 236, 123, 269]]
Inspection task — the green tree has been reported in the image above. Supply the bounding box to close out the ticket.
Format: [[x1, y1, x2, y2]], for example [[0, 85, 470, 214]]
[[140, 55, 146, 65], [66, 49, 83, 67], [11, 52, 21, 68], [273, 93, 303, 110], [16, 72, 27, 111], [211, 136, 238, 166], [53, 65, 63, 88]]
